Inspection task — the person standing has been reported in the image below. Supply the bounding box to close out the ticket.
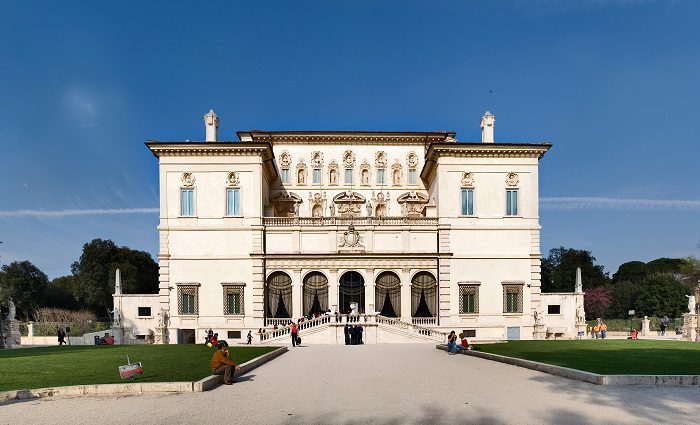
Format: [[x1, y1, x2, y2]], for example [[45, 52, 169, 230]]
[[357, 324, 364, 344], [290, 322, 298, 347], [344, 323, 351, 345], [211, 341, 240, 385], [246, 330, 253, 345], [592, 323, 600, 339], [57, 327, 66, 346], [600, 321, 607, 339]]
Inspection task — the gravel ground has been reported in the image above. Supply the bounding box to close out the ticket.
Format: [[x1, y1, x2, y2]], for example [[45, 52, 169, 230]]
[[2, 343, 699, 425]]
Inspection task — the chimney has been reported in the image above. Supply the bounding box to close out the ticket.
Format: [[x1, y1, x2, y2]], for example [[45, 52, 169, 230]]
[[480, 111, 495, 143], [204, 109, 219, 142]]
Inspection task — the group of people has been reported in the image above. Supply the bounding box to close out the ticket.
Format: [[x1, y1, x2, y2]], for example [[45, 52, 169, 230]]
[[204, 329, 219, 346], [592, 321, 608, 339], [446, 331, 470, 354], [344, 323, 363, 345]]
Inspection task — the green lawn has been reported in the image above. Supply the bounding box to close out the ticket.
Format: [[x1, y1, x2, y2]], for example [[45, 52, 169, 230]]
[[477, 340, 700, 375], [0, 344, 277, 391]]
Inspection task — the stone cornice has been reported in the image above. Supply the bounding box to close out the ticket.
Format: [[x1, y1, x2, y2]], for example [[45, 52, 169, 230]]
[[421, 142, 551, 182], [146, 141, 278, 181], [236, 130, 455, 145]]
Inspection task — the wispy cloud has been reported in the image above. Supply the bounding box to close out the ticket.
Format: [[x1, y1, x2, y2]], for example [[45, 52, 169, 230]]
[[0, 208, 158, 218], [63, 88, 99, 127], [541, 197, 700, 210]]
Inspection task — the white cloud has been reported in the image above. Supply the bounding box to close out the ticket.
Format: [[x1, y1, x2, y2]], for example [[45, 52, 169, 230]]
[[0, 208, 158, 218], [541, 197, 700, 210], [63, 89, 99, 127]]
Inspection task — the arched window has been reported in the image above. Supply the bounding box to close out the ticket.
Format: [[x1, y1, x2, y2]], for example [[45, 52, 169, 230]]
[[303, 272, 328, 316], [375, 271, 401, 317], [411, 272, 436, 317], [339, 271, 365, 314], [266, 272, 292, 319]]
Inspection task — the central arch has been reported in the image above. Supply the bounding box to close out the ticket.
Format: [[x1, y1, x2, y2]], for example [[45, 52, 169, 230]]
[[303, 272, 328, 316], [375, 271, 401, 317], [411, 271, 437, 318], [339, 271, 365, 314]]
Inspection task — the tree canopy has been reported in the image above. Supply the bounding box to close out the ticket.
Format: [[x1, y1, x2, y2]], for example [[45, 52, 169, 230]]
[[634, 274, 691, 317], [541, 247, 610, 292], [0, 261, 49, 320]]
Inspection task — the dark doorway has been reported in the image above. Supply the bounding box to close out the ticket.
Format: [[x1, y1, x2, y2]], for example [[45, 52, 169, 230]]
[[339, 271, 365, 314]]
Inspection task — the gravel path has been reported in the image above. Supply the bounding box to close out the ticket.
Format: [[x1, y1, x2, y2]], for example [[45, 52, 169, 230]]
[[2, 343, 699, 425]]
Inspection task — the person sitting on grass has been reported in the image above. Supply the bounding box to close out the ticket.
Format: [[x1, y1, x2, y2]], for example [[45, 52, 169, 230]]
[[211, 341, 241, 385], [628, 328, 638, 340], [210, 333, 219, 347]]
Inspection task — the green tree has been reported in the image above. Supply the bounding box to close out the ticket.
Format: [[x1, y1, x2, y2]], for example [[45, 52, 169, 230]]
[[0, 261, 49, 320], [605, 281, 640, 319], [612, 261, 648, 284], [646, 258, 684, 276], [679, 256, 700, 296], [45, 275, 80, 310], [634, 274, 690, 317], [541, 247, 610, 292], [71, 239, 159, 317]]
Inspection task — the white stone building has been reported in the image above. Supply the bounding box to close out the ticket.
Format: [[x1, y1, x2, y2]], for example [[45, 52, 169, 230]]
[[114, 110, 585, 344]]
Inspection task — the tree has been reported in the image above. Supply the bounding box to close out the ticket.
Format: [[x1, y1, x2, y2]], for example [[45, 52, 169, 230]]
[[646, 258, 684, 276], [612, 261, 648, 284], [605, 281, 640, 319], [45, 275, 80, 310], [634, 274, 690, 318], [679, 256, 700, 297], [583, 286, 610, 320], [541, 247, 610, 292], [71, 239, 159, 317], [0, 261, 49, 320]]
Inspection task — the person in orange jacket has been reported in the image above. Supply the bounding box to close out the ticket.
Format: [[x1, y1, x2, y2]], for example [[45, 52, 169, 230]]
[[211, 341, 240, 385]]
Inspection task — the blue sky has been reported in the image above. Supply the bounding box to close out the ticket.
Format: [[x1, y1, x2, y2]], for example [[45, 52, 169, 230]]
[[1, 0, 699, 279]]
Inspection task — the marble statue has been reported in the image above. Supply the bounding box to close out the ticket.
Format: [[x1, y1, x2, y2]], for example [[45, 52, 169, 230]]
[[576, 305, 585, 324], [687, 295, 696, 313], [329, 203, 335, 216], [7, 298, 16, 321], [111, 307, 121, 327], [366, 200, 372, 216]]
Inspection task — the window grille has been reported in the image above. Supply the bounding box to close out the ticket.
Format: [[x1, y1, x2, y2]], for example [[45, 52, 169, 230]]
[[459, 285, 479, 314], [178, 285, 199, 315], [503, 284, 523, 313], [223, 285, 244, 315]]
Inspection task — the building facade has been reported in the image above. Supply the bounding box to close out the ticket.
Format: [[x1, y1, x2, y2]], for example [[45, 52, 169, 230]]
[[114, 111, 585, 344]]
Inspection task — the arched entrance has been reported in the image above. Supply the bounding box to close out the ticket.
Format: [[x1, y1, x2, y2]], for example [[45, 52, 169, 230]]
[[339, 271, 365, 314], [375, 271, 400, 317], [303, 272, 328, 316], [265, 271, 293, 319], [411, 272, 437, 318]]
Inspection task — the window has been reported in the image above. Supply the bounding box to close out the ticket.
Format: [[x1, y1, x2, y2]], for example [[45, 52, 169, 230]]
[[313, 169, 321, 184], [506, 189, 518, 216], [459, 285, 479, 314], [137, 307, 151, 317], [180, 188, 195, 216], [503, 284, 523, 313], [377, 169, 385, 185], [345, 169, 353, 184], [226, 188, 240, 216], [223, 284, 244, 315], [461, 189, 474, 215], [548, 305, 561, 314], [408, 169, 417, 185], [178, 285, 199, 315], [462, 329, 476, 338], [228, 331, 241, 339], [281, 169, 289, 184]]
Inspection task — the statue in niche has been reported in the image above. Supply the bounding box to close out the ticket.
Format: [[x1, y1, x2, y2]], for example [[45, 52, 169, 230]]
[[330, 169, 337, 184], [329, 203, 335, 216], [298, 169, 305, 185], [361, 169, 369, 185], [366, 200, 372, 216], [393, 169, 400, 186], [576, 306, 585, 324], [534, 308, 543, 326]]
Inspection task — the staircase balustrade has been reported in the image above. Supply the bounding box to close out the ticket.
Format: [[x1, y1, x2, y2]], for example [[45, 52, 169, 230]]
[[411, 317, 437, 326], [377, 315, 448, 341]]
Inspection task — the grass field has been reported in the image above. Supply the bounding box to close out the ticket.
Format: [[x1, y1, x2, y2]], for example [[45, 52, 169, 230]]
[[477, 340, 700, 375], [0, 344, 277, 391]]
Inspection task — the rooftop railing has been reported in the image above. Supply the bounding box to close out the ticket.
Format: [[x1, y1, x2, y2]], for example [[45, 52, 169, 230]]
[[263, 216, 438, 226]]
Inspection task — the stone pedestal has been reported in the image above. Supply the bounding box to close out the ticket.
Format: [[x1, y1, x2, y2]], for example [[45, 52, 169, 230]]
[[575, 324, 587, 339], [533, 324, 547, 340], [641, 316, 650, 336], [154, 326, 169, 344], [111, 326, 123, 345], [683, 313, 698, 341]]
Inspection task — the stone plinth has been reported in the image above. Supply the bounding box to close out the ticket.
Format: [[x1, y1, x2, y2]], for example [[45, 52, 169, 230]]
[[154, 327, 169, 344], [642, 316, 650, 336], [683, 313, 698, 341], [533, 325, 547, 340]]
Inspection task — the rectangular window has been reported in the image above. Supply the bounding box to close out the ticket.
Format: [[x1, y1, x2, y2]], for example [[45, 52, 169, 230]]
[[408, 169, 417, 185], [281, 169, 289, 184], [180, 189, 195, 216], [178, 285, 199, 315], [461, 189, 474, 215], [345, 169, 353, 184], [226, 188, 240, 216], [228, 331, 241, 339], [137, 307, 151, 317], [377, 169, 385, 185], [506, 189, 518, 216], [313, 169, 321, 184], [223, 285, 244, 315], [459, 285, 479, 314], [462, 329, 476, 338], [547, 305, 561, 314], [503, 284, 523, 313]]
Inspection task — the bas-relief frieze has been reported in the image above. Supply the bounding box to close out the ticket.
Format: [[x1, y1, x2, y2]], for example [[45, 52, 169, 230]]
[[265, 257, 437, 270]]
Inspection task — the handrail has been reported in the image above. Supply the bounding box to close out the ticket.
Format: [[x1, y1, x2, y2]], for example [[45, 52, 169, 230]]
[[263, 216, 438, 226], [376, 315, 448, 341]]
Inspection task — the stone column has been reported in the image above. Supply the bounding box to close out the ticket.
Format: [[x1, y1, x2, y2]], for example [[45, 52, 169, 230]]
[[329, 268, 338, 314], [642, 316, 650, 336], [28, 321, 34, 345], [365, 268, 375, 314], [400, 268, 412, 322], [293, 269, 303, 319]]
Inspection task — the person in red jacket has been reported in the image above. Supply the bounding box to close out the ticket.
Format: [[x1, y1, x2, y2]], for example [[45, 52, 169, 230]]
[[290, 322, 298, 347]]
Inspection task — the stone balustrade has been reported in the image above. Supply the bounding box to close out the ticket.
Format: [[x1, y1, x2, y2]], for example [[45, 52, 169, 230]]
[[262, 216, 438, 227], [411, 317, 437, 326]]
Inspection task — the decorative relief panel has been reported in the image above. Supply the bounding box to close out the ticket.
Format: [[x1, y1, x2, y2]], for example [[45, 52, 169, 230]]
[[505, 172, 519, 187], [461, 172, 474, 187], [337, 224, 364, 251], [397, 191, 429, 217], [279, 150, 292, 167], [309, 192, 326, 217], [333, 191, 366, 217], [271, 191, 302, 217], [406, 151, 419, 168], [371, 191, 390, 217], [226, 171, 240, 187], [181, 172, 195, 187], [311, 151, 324, 167], [375, 151, 387, 168], [342, 150, 356, 167]]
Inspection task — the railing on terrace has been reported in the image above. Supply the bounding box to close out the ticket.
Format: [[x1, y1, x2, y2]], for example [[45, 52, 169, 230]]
[[263, 216, 438, 226], [377, 315, 448, 340], [260, 315, 333, 342], [411, 317, 437, 326]]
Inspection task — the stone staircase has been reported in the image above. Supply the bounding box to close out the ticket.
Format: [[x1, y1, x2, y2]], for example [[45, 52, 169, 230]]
[[258, 314, 448, 345]]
